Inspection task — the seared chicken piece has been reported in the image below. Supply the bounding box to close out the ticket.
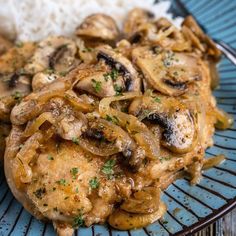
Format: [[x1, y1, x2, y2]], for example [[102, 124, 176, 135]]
[[3, 8, 230, 236]]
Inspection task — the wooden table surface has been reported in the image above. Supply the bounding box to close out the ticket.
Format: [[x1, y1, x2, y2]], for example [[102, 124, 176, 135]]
[[194, 208, 236, 236]]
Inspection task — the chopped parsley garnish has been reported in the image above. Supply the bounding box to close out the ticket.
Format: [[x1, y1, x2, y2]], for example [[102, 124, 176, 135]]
[[12, 91, 22, 102], [15, 41, 24, 48], [103, 69, 119, 82], [45, 68, 54, 74], [56, 179, 67, 186], [105, 115, 119, 125], [101, 159, 116, 178], [82, 47, 93, 53], [33, 187, 46, 199], [73, 214, 84, 228], [47, 155, 54, 160], [113, 84, 122, 95], [70, 167, 79, 179], [89, 177, 100, 189], [64, 196, 69, 200], [153, 97, 161, 103], [59, 71, 67, 77], [163, 51, 175, 68], [160, 156, 171, 163], [72, 137, 79, 145], [91, 79, 102, 93]]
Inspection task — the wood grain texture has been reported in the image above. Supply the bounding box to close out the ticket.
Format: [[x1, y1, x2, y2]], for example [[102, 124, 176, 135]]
[[194, 208, 236, 236]]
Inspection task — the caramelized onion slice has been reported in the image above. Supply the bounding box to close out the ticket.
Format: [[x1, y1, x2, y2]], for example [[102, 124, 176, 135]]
[[24, 112, 55, 137], [99, 93, 160, 160], [12, 132, 43, 187], [203, 155, 225, 170], [79, 118, 135, 157], [121, 187, 161, 214], [214, 108, 233, 130], [108, 201, 166, 230]]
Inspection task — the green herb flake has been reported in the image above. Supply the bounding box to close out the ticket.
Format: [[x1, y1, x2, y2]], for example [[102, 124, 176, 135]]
[[82, 47, 93, 53], [101, 159, 116, 178], [73, 214, 84, 228], [72, 137, 79, 145], [59, 71, 67, 77], [15, 41, 24, 48], [89, 177, 100, 189], [64, 196, 69, 200], [105, 115, 119, 125], [160, 156, 171, 163], [47, 155, 54, 160], [56, 179, 67, 186], [70, 167, 79, 179], [12, 91, 22, 102], [91, 79, 102, 93], [103, 69, 119, 82], [153, 97, 161, 103], [114, 84, 122, 95]]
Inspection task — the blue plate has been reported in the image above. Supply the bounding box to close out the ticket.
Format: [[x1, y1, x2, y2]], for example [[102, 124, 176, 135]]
[[1, 0, 236, 235]]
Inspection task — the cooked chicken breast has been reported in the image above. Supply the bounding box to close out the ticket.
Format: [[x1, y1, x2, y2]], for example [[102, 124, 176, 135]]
[[3, 9, 232, 236]]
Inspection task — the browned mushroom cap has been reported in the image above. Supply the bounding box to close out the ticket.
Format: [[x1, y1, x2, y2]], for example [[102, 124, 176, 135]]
[[0, 35, 13, 55], [24, 36, 77, 74], [76, 14, 119, 41], [132, 46, 202, 96], [97, 45, 141, 92], [123, 8, 154, 42], [129, 95, 197, 154], [182, 16, 221, 60]]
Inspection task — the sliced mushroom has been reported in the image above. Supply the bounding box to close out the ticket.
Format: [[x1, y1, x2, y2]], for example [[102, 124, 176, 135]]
[[76, 65, 125, 98], [182, 16, 221, 60], [129, 95, 197, 154], [0, 35, 13, 55], [76, 14, 119, 41], [121, 187, 160, 214], [97, 45, 141, 92], [57, 111, 87, 140], [108, 201, 166, 230], [123, 8, 154, 41], [132, 46, 201, 96], [24, 36, 77, 74], [32, 72, 59, 91]]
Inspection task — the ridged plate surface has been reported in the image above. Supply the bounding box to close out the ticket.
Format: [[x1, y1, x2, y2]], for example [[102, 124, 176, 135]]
[[1, 0, 236, 235]]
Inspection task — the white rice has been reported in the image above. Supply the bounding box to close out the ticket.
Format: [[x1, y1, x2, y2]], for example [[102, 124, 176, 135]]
[[0, 0, 183, 42]]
